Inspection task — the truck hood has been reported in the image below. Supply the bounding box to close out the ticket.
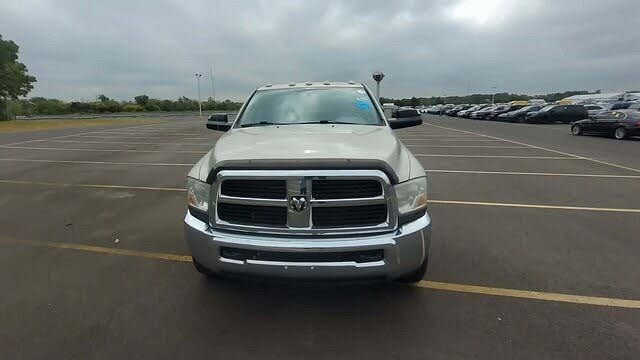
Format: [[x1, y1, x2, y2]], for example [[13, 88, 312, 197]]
[[190, 124, 419, 184]]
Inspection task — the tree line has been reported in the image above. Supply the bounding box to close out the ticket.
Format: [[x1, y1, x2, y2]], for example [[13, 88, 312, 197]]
[[380, 90, 597, 107], [7, 95, 242, 117]]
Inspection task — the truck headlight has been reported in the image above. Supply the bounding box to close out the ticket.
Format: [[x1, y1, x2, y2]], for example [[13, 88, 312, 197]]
[[187, 177, 210, 213], [394, 177, 427, 222]]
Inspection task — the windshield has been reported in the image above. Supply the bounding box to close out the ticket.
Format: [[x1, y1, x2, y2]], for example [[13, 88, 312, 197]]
[[540, 105, 555, 111], [237, 88, 382, 127]]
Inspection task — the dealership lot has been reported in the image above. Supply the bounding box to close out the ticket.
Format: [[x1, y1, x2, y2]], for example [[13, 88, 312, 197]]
[[1, 114, 639, 359]]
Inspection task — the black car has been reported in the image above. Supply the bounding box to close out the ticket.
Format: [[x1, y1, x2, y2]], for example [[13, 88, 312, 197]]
[[496, 105, 542, 123], [571, 105, 640, 140], [525, 104, 588, 124], [610, 101, 635, 110]]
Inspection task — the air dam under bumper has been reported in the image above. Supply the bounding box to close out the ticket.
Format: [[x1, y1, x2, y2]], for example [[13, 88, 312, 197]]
[[184, 211, 431, 280]]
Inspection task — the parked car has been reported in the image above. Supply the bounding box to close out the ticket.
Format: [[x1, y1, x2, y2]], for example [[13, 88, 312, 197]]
[[571, 104, 640, 140], [470, 105, 501, 119], [584, 104, 607, 118], [610, 101, 634, 110], [445, 104, 471, 116], [496, 105, 543, 123], [525, 104, 588, 124], [486, 102, 527, 121], [187, 81, 431, 283], [426, 105, 442, 114], [458, 104, 487, 118]]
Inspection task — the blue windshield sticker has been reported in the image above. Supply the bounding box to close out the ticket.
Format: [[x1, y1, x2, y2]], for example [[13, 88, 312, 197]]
[[355, 98, 371, 110]]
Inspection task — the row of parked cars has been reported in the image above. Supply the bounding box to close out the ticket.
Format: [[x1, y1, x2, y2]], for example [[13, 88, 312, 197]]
[[419, 100, 640, 140]]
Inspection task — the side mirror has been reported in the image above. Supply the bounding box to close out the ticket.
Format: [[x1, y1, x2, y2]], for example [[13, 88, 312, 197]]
[[389, 107, 423, 130], [206, 113, 232, 131]]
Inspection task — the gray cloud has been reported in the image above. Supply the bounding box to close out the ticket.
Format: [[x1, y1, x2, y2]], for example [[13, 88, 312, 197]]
[[1, 0, 639, 101]]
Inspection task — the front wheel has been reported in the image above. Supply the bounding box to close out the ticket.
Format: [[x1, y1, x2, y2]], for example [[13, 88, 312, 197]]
[[614, 127, 628, 140], [571, 124, 583, 135], [395, 255, 429, 283]]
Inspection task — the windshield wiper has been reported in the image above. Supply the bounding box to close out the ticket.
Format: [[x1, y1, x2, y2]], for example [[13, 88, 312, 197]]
[[240, 121, 278, 128]]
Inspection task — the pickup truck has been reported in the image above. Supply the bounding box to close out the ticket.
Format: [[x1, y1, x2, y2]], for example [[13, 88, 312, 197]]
[[184, 82, 431, 282]]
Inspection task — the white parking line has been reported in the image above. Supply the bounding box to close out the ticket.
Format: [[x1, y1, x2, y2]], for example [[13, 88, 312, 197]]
[[0, 179, 184, 191], [405, 139, 507, 142], [398, 135, 482, 138], [90, 131, 205, 136], [425, 122, 640, 174], [429, 199, 640, 214], [0, 158, 193, 166], [426, 169, 640, 179], [0, 145, 206, 154], [405, 145, 527, 148], [65, 135, 212, 141], [2, 121, 169, 146], [415, 154, 580, 159]]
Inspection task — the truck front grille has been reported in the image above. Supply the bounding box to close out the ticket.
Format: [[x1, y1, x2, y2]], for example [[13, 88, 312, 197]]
[[218, 203, 287, 227], [312, 204, 387, 227], [213, 170, 396, 235], [220, 179, 286, 199], [312, 179, 382, 199]]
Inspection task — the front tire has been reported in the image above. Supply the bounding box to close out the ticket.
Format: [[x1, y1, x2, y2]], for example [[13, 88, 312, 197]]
[[395, 255, 429, 283], [614, 127, 628, 140], [571, 124, 583, 135]]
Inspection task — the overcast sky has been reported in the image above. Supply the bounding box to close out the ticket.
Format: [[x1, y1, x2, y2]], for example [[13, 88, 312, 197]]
[[2, 0, 639, 101]]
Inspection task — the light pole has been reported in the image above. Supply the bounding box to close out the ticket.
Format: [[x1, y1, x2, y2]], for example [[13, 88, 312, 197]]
[[214, 65, 216, 101], [195, 73, 203, 118], [491, 86, 497, 104], [372, 71, 385, 102]]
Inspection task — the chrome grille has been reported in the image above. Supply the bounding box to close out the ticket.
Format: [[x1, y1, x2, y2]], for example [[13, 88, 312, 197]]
[[211, 170, 397, 235]]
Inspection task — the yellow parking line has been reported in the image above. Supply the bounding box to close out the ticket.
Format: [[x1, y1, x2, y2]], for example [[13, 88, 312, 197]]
[[0, 158, 193, 166], [428, 199, 640, 213], [0, 145, 206, 154], [426, 169, 640, 179], [416, 281, 640, 309], [0, 179, 184, 191], [424, 123, 640, 174], [3, 238, 640, 309], [415, 154, 579, 159], [1, 238, 192, 262]]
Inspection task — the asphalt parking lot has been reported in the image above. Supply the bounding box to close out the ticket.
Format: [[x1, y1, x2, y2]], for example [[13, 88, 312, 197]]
[[1, 114, 639, 359]]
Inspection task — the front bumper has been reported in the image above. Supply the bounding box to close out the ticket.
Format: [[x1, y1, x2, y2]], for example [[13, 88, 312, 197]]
[[184, 211, 431, 280]]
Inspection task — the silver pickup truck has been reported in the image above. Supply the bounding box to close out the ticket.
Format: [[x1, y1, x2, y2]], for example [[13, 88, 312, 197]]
[[184, 82, 431, 282]]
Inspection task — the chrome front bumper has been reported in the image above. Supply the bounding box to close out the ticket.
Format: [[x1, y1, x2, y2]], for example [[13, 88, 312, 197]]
[[184, 211, 431, 280]]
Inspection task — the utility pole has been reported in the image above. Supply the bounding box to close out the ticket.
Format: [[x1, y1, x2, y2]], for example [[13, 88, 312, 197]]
[[491, 86, 497, 104], [195, 73, 202, 118], [209, 65, 215, 101], [3, 97, 9, 121]]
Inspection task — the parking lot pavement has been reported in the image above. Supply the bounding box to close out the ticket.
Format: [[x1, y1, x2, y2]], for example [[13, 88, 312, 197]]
[[1, 114, 640, 359]]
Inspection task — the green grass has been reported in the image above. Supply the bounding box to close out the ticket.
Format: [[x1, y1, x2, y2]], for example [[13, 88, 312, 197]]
[[0, 118, 163, 133]]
